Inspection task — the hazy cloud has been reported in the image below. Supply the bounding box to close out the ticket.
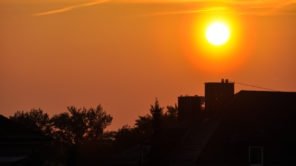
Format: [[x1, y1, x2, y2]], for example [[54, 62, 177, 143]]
[[137, 0, 296, 16], [32, 0, 296, 16], [33, 0, 108, 16]]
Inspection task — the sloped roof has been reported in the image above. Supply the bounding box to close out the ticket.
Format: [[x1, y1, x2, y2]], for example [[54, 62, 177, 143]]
[[0, 115, 50, 141]]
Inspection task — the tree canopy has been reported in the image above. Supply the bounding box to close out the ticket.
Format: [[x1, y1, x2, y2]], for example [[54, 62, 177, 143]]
[[10, 105, 112, 145]]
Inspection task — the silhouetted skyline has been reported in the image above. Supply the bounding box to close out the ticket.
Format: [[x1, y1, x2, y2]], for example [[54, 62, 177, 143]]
[[2, 79, 296, 165], [1, 0, 296, 130]]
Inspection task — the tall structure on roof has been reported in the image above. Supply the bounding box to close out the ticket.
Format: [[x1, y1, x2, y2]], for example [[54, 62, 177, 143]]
[[205, 79, 234, 114]]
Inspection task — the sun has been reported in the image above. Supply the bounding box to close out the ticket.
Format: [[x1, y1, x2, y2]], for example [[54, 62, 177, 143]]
[[206, 22, 230, 46]]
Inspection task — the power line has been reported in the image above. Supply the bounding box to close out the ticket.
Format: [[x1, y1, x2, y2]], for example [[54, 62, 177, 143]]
[[235, 81, 276, 91]]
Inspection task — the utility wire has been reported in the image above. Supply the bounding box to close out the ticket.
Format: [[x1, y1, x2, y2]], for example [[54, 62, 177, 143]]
[[235, 81, 276, 91]]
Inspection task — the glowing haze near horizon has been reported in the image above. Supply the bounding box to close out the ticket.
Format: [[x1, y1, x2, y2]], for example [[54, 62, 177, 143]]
[[1, 0, 296, 130]]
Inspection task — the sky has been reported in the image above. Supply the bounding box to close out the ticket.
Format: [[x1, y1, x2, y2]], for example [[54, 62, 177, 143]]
[[1, 0, 296, 130]]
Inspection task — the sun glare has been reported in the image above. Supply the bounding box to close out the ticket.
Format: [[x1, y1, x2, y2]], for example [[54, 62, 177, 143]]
[[206, 22, 230, 46]]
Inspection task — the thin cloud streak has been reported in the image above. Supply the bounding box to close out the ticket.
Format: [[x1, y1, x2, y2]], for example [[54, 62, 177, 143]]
[[138, 6, 230, 17], [139, 7, 274, 17], [32, 0, 296, 17], [138, 0, 296, 16], [115, 0, 295, 6], [33, 0, 108, 16]]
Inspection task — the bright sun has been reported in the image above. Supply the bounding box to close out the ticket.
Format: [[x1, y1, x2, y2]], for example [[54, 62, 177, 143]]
[[206, 22, 230, 46]]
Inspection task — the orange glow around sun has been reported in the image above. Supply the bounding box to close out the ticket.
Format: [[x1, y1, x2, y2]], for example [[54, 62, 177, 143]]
[[180, 12, 255, 73]]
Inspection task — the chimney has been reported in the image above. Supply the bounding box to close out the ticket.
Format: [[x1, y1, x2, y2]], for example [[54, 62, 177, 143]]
[[221, 79, 224, 83], [225, 79, 229, 83]]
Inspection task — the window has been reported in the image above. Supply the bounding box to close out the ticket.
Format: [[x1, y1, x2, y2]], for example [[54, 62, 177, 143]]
[[249, 146, 264, 166]]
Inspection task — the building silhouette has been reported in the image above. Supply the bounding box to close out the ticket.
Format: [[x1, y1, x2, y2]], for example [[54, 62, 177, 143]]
[[205, 79, 234, 116], [175, 79, 296, 166], [178, 96, 202, 123], [198, 90, 296, 166], [0, 115, 50, 166]]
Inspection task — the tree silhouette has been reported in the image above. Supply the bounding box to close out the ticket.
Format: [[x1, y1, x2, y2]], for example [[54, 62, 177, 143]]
[[149, 99, 164, 162], [150, 98, 163, 136], [50, 108, 86, 144], [114, 125, 138, 150], [162, 104, 179, 128], [51, 105, 112, 144], [135, 115, 153, 136], [134, 101, 179, 137], [7, 99, 184, 165], [9, 108, 51, 135], [165, 104, 178, 119], [86, 105, 113, 141]]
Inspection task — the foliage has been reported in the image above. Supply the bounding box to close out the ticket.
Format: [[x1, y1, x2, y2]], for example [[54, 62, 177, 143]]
[[133, 99, 180, 142], [51, 105, 113, 144], [9, 105, 113, 145], [135, 114, 153, 135], [9, 108, 51, 134], [6, 98, 184, 166], [165, 104, 178, 119], [163, 104, 179, 128], [114, 125, 136, 146], [9, 99, 179, 149], [150, 99, 164, 122], [150, 99, 164, 136]]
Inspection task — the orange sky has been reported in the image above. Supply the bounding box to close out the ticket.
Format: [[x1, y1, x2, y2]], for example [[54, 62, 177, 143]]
[[1, 0, 296, 130]]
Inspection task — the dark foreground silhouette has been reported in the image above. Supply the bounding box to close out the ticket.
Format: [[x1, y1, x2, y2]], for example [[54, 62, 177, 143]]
[[1, 79, 296, 166]]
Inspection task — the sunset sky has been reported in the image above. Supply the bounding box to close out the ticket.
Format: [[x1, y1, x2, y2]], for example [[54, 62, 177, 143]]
[[1, 0, 296, 130]]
